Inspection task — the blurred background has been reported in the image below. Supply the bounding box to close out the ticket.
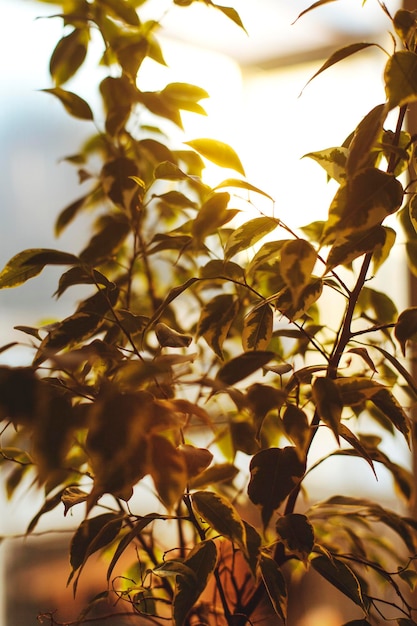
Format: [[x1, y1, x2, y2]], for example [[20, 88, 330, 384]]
[[0, 1, 408, 624]]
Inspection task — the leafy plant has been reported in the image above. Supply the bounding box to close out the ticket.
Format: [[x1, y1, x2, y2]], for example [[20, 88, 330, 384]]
[[2, 1, 417, 625]]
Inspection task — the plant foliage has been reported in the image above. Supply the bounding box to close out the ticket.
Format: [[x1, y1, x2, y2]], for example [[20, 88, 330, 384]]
[[2, 1, 417, 625]]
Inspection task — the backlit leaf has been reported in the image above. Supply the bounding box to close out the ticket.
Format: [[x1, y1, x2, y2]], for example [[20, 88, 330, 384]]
[[50, 28, 89, 85], [225, 216, 278, 259], [326, 226, 386, 271], [42, 87, 93, 120], [393, 10, 417, 43], [213, 5, 247, 33], [242, 304, 273, 351], [192, 491, 246, 552], [322, 168, 403, 245], [259, 554, 288, 623], [303, 146, 347, 183], [192, 192, 236, 241], [248, 447, 305, 527], [155, 322, 192, 348], [385, 50, 417, 110], [185, 138, 245, 176], [189, 463, 239, 488], [0, 249, 79, 289], [214, 178, 274, 200], [280, 239, 317, 300], [346, 104, 388, 178], [303, 43, 377, 91]]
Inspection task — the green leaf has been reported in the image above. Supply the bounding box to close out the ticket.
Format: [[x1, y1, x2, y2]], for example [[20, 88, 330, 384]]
[[215, 350, 276, 386], [322, 168, 403, 245], [214, 178, 274, 200], [345, 104, 388, 178], [225, 216, 278, 260], [42, 87, 93, 120], [155, 323, 192, 348], [311, 554, 368, 609], [79, 213, 130, 264], [192, 491, 246, 552], [149, 435, 187, 509], [276, 514, 314, 563], [385, 50, 417, 110], [192, 192, 237, 241], [303, 43, 378, 91], [259, 554, 287, 623], [248, 447, 305, 528], [326, 226, 386, 271], [393, 10, 417, 43], [282, 404, 310, 457], [197, 294, 239, 358], [312, 377, 343, 444], [295, 0, 337, 22], [280, 239, 317, 301], [395, 307, 417, 355], [0, 249, 79, 289], [369, 388, 410, 444], [173, 540, 217, 626], [303, 147, 347, 183], [107, 514, 161, 582], [69, 513, 123, 578], [185, 138, 245, 176], [212, 4, 247, 33], [242, 304, 273, 351], [50, 28, 89, 86]]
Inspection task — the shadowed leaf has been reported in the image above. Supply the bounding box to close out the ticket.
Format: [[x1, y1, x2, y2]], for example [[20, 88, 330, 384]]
[[259, 554, 287, 623]]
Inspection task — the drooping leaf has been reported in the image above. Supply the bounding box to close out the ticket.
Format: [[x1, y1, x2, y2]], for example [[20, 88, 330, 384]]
[[173, 540, 217, 626], [369, 388, 410, 444], [312, 377, 343, 444], [107, 513, 161, 582], [211, 4, 247, 33], [242, 304, 273, 351], [62, 487, 89, 516], [55, 193, 90, 236], [224, 216, 278, 260], [248, 447, 305, 528], [393, 10, 417, 43], [197, 293, 239, 358], [295, 0, 337, 22], [311, 554, 368, 609], [69, 513, 124, 586], [181, 445, 213, 479], [0, 249, 79, 289], [385, 50, 417, 110], [185, 138, 245, 175], [216, 350, 276, 386], [42, 87, 93, 120], [259, 553, 287, 623], [192, 491, 246, 552]]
